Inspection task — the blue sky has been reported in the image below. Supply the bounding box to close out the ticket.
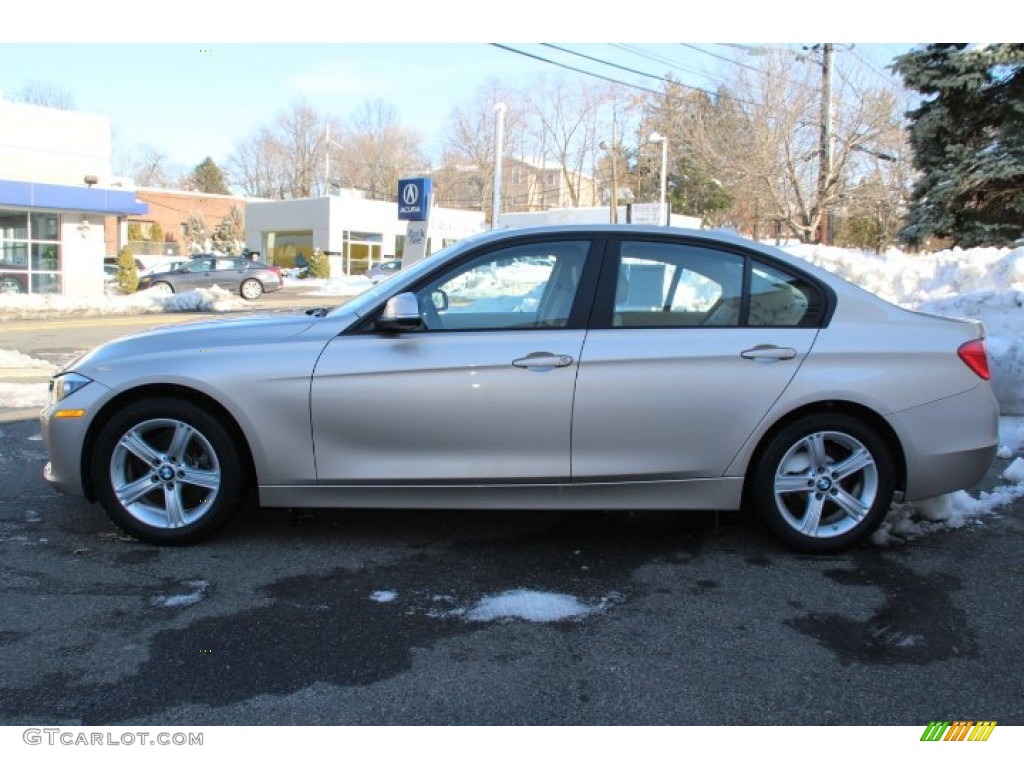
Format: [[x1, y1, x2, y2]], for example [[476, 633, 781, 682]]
[[0, 2, 954, 175], [0, 41, 912, 171]]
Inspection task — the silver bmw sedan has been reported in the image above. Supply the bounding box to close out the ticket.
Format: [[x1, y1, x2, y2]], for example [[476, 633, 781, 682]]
[[41, 226, 999, 553]]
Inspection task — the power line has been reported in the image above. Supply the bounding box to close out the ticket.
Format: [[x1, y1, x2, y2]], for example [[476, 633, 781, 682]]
[[496, 43, 761, 108], [490, 44, 664, 97]]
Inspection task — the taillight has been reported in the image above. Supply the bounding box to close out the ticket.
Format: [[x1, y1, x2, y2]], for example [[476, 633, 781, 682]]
[[958, 339, 990, 380]]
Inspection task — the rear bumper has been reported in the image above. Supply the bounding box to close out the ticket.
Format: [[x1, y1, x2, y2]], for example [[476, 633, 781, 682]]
[[893, 383, 999, 500]]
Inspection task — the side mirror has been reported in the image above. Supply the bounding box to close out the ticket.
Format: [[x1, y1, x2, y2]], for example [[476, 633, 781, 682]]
[[375, 292, 423, 332]]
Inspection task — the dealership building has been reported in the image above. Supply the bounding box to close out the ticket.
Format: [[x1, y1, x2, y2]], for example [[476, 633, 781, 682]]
[[0, 97, 148, 296], [0, 96, 485, 296], [244, 192, 486, 274]]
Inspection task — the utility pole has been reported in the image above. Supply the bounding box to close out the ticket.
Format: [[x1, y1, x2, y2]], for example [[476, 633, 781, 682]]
[[492, 103, 506, 229], [817, 43, 834, 245]]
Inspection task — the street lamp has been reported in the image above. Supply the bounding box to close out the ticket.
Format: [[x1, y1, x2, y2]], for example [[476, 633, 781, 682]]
[[648, 132, 668, 225], [324, 125, 345, 194], [599, 139, 618, 224]]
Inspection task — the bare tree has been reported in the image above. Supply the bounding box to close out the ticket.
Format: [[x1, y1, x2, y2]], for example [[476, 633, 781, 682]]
[[435, 80, 527, 217], [334, 100, 426, 201], [519, 76, 609, 207], [124, 143, 181, 188], [229, 102, 330, 199], [678, 48, 910, 242], [12, 80, 75, 110]]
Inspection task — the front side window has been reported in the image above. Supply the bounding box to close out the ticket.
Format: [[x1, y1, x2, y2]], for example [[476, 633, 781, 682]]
[[412, 240, 590, 331], [186, 258, 215, 273]]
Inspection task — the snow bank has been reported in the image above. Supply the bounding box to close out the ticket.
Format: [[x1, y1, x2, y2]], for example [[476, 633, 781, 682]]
[[0, 285, 247, 320], [784, 244, 1024, 414]]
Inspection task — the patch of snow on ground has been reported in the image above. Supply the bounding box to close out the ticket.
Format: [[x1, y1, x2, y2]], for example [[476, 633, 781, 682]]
[[151, 579, 210, 608], [463, 589, 605, 623]]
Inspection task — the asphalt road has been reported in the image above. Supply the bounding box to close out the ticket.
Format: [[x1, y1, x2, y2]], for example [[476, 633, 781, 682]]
[[0, 296, 1022, 726]]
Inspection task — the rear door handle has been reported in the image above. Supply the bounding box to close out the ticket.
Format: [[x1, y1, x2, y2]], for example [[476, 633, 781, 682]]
[[741, 345, 798, 361], [513, 352, 574, 370]]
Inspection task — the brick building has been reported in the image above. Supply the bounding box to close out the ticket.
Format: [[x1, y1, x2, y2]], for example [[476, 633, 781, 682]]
[[104, 188, 248, 263]]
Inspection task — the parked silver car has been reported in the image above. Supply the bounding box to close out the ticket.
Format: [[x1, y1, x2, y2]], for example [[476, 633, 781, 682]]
[[136, 254, 283, 299], [365, 258, 403, 283], [41, 226, 998, 552]]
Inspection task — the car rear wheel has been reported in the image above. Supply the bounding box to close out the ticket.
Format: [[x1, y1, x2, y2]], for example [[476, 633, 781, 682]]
[[240, 278, 263, 300], [751, 413, 894, 554], [149, 281, 174, 295], [91, 397, 245, 545]]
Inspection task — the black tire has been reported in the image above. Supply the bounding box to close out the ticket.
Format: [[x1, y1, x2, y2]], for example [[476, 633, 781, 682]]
[[240, 278, 263, 300], [750, 413, 894, 554], [150, 281, 174, 295], [90, 397, 245, 545]]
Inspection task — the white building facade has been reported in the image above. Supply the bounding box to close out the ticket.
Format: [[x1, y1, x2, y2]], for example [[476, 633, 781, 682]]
[[0, 97, 147, 296], [245, 191, 486, 275]]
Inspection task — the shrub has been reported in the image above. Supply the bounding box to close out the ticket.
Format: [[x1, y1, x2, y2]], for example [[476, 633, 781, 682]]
[[306, 249, 330, 279], [116, 246, 139, 293]]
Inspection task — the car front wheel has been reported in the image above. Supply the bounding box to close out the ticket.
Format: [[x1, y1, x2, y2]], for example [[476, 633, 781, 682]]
[[240, 278, 263, 299], [750, 413, 895, 554], [91, 397, 245, 545], [148, 281, 174, 295]]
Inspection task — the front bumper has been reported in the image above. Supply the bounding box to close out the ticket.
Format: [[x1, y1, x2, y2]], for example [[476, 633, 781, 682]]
[[39, 380, 113, 499]]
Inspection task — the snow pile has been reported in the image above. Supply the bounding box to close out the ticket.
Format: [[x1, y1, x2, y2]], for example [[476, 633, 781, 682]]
[[0, 285, 247, 320], [0, 382, 48, 408], [293, 275, 373, 296], [0, 350, 57, 371]]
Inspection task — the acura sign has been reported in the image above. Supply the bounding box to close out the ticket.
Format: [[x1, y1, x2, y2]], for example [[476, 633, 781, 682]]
[[397, 178, 432, 221]]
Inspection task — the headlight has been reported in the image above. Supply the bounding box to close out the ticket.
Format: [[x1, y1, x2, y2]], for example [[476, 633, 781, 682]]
[[49, 372, 93, 404]]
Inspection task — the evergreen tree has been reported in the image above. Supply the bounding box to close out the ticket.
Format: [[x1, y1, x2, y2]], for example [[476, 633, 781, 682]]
[[894, 44, 1024, 247], [211, 206, 244, 255], [190, 157, 230, 195], [116, 246, 139, 294]]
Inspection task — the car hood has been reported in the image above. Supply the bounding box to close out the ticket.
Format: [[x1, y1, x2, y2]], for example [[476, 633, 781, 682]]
[[67, 311, 342, 375]]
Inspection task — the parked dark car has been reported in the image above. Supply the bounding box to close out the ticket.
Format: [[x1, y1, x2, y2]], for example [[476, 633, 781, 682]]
[[136, 254, 283, 299]]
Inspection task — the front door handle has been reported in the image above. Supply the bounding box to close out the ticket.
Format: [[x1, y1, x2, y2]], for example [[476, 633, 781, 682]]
[[740, 345, 798, 361], [512, 352, 574, 370]]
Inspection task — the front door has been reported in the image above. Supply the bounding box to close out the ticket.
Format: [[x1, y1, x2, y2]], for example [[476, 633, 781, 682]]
[[310, 238, 597, 483]]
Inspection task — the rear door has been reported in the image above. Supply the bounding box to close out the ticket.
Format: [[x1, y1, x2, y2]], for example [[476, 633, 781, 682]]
[[571, 237, 824, 480]]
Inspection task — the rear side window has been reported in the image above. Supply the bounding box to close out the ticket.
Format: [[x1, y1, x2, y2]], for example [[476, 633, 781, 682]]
[[749, 261, 824, 327], [606, 241, 827, 329]]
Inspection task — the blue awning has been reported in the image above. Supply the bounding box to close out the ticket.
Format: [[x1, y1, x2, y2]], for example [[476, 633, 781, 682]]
[[0, 179, 148, 215]]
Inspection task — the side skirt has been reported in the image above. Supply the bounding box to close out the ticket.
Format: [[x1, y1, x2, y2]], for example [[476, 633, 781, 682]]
[[259, 477, 744, 511]]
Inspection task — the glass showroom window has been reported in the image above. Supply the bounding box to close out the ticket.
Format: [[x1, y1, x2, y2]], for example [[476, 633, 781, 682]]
[[0, 211, 61, 295]]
